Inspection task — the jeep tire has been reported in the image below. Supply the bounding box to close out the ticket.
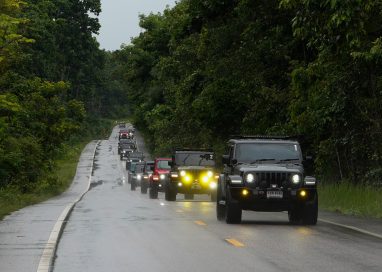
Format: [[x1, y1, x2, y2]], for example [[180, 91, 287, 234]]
[[210, 191, 217, 202], [302, 195, 318, 225], [165, 182, 176, 201], [288, 206, 302, 224], [225, 190, 242, 224], [216, 182, 226, 221], [131, 180, 136, 191], [149, 187, 158, 199], [141, 183, 148, 194]]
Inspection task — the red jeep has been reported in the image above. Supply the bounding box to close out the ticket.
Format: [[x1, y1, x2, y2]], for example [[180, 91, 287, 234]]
[[148, 158, 171, 199]]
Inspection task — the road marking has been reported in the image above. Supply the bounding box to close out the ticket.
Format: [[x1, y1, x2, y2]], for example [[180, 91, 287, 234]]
[[194, 220, 207, 226], [225, 238, 245, 247], [318, 218, 382, 240]]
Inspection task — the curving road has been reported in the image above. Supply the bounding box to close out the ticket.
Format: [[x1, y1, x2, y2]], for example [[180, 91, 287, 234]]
[[51, 127, 382, 272]]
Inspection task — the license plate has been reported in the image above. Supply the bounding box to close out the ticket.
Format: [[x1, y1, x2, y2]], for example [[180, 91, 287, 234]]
[[267, 191, 283, 199]]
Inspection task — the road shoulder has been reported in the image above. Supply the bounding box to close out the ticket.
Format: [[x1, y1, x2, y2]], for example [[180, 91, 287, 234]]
[[0, 140, 99, 272]]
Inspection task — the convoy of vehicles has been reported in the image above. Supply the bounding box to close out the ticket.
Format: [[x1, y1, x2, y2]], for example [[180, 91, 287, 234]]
[[118, 125, 318, 225]]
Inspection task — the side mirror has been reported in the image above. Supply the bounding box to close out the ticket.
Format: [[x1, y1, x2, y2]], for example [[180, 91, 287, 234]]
[[222, 155, 230, 165], [304, 155, 313, 161], [304, 176, 317, 185]]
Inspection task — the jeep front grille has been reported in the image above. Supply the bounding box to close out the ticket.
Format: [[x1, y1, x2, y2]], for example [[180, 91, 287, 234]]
[[255, 172, 290, 188]]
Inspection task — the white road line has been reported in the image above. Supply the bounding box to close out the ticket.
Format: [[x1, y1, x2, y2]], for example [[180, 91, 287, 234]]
[[37, 140, 101, 272], [318, 218, 382, 240]]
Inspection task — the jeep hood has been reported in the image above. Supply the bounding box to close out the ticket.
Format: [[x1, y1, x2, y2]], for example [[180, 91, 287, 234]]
[[177, 166, 214, 171], [237, 164, 303, 173]]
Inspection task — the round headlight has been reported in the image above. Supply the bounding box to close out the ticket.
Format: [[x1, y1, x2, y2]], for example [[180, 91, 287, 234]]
[[246, 173, 255, 183], [160, 174, 165, 180], [180, 170, 186, 177], [207, 171, 213, 178], [292, 174, 300, 184]]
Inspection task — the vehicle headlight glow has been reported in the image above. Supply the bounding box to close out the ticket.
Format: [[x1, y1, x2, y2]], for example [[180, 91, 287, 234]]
[[292, 174, 301, 184], [184, 175, 191, 183], [160, 174, 165, 180], [207, 171, 213, 178], [202, 176, 209, 183], [180, 170, 186, 177], [246, 173, 255, 183], [209, 181, 217, 189], [137, 174, 141, 180]]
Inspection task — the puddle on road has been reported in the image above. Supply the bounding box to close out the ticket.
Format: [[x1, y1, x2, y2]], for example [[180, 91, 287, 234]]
[[89, 180, 104, 190]]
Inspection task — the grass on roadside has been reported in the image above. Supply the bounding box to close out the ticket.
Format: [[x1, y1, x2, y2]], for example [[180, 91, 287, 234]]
[[0, 117, 115, 220], [319, 182, 382, 219], [0, 141, 87, 220]]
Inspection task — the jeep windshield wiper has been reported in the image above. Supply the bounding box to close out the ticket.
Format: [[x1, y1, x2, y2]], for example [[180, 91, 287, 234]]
[[277, 158, 301, 164], [250, 159, 276, 164], [182, 154, 191, 165]]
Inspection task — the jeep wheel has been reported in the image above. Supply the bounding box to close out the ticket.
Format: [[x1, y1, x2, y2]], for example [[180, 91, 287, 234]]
[[225, 191, 242, 224], [288, 207, 302, 224], [211, 191, 217, 202], [216, 182, 226, 221], [149, 187, 158, 199], [141, 183, 148, 194], [302, 195, 318, 225], [131, 180, 136, 191], [184, 193, 194, 200], [165, 183, 176, 201]]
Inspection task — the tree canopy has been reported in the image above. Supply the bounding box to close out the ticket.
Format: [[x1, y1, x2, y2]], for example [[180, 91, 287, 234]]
[[112, 0, 382, 185]]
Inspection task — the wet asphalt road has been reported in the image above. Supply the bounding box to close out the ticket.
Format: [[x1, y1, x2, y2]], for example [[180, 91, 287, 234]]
[[53, 127, 382, 272]]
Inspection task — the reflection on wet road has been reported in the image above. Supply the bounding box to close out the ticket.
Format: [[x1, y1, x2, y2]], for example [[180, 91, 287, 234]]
[[53, 128, 382, 272]]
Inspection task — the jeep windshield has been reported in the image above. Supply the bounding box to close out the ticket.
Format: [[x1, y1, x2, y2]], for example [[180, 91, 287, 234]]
[[120, 143, 135, 149], [235, 143, 301, 163], [157, 160, 171, 170], [175, 152, 215, 166], [145, 163, 154, 171]]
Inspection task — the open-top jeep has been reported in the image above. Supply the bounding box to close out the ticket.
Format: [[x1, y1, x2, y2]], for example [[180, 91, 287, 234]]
[[217, 136, 318, 224], [165, 149, 218, 201]]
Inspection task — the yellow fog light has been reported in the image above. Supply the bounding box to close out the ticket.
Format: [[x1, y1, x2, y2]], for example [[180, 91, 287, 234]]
[[202, 176, 209, 183], [300, 190, 307, 197], [242, 189, 249, 196], [184, 175, 191, 183]]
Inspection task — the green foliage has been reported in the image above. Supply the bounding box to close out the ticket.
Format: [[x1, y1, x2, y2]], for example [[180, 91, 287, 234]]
[[112, 0, 382, 185], [0, 0, 120, 194]]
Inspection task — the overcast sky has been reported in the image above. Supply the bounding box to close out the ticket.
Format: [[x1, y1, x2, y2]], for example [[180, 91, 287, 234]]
[[97, 0, 177, 51]]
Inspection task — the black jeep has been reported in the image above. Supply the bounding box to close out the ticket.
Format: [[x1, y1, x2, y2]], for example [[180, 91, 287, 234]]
[[119, 140, 137, 159], [130, 162, 145, 191], [216, 136, 318, 224], [165, 149, 218, 201]]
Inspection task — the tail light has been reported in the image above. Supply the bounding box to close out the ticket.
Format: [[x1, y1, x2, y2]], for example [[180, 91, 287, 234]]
[[153, 175, 159, 181]]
